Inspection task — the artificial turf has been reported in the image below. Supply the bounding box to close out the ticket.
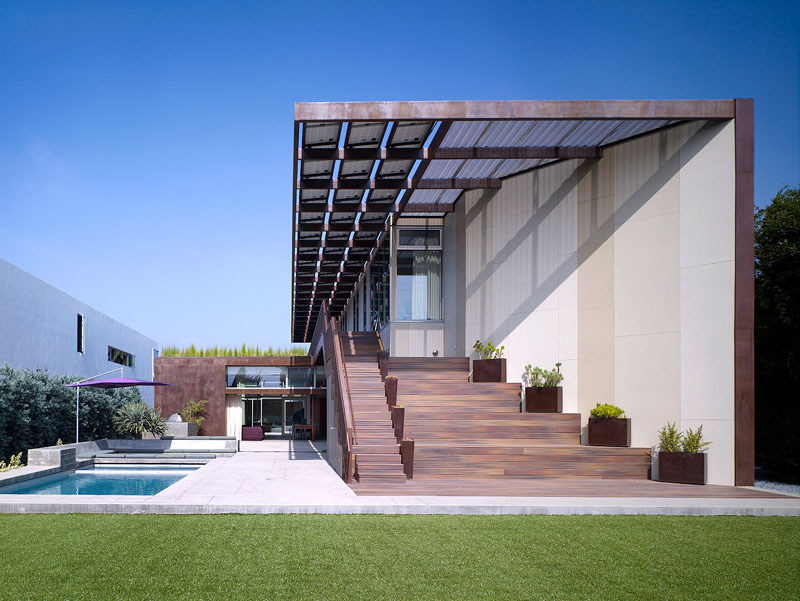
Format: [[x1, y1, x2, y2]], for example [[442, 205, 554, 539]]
[[0, 514, 796, 601]]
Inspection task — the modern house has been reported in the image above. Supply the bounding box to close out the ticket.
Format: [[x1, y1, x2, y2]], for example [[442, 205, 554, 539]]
[[154, 356, 326, 439], [291, 100, 754, 487], [0, 258, 160, 404]]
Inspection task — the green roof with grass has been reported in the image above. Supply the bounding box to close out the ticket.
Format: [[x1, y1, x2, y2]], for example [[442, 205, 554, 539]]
[[161, 344, 308, 357]]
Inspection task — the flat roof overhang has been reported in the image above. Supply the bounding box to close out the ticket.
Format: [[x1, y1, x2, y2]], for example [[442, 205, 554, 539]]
[[290, 99, 737, 342]]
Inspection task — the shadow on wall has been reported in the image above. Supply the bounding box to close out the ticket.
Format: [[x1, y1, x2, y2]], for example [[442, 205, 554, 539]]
[[465, 121, 716, 348]]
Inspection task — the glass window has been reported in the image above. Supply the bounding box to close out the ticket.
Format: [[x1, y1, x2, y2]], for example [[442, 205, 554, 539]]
[[315, 366, 327, 388], [398, 228, 441, 248], [370, 237, 390, 329], [396, 249, 442, 320], [226, 366, 285, 388], [288, 367, 313, 388], [108, 346, 135, 367], [76, 314, 85, 354], [226, 366, 324, 388]]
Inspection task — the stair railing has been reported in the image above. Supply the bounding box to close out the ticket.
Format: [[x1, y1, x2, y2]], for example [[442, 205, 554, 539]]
[[318, 301, 357, 483]]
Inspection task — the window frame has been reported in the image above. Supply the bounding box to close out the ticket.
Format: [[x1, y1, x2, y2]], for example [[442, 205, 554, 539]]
[[395, 226, 444, 322], [76, 314, 85, 354]]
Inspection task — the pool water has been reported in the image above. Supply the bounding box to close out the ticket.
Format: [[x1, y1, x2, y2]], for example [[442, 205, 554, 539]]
[[0, 466, 198, 496]]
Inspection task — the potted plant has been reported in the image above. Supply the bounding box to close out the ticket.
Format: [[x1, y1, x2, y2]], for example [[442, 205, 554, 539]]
[[472, 340, 506, 382], [113, 401, 168, 439], [587, 403, 630, 447], [523, 363, 564, 412], [657, 422, 711, 485], [385, 375, 397, 407]]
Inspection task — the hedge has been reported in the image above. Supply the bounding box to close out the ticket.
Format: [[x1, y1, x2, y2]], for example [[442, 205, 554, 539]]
[[0, 364, 142, 463]]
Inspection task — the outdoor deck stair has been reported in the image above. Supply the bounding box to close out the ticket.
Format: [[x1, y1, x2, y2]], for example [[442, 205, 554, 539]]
[[386, 357, 651, 480], [339, 333, 650, 480], [341, 332, 407, 483]]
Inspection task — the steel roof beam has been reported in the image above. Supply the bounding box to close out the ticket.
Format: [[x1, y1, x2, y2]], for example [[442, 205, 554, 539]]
[[295, 100, 735, 122], [296, 201, 455, 213], [298, 146, 602, 161], [297, 178, 501, 190]]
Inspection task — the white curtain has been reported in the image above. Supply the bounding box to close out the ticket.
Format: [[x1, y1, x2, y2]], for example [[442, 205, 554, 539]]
[[225, 395, 243, 440], [398, 250, 442, 320]]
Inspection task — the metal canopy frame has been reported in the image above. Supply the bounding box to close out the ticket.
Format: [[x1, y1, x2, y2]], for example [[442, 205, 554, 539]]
[[291, 99, 736, 343]]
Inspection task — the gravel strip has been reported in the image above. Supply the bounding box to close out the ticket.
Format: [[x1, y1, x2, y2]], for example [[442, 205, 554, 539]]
[[754, 480, 800, 496]]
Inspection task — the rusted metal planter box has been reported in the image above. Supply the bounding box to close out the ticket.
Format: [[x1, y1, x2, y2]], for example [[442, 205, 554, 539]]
[[473, 358, 506, 383], [587, 417, 631, 447], [524, 387, 563, 413], [658, 451, 707, 485]]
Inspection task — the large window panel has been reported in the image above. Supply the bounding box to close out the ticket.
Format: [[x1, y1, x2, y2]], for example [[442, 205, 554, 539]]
[[397, 249, 442, 320]]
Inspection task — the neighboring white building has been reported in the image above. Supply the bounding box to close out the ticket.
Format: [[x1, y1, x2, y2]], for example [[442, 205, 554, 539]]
[[291, 100, 754, 486], [0, 258, 160, 405]]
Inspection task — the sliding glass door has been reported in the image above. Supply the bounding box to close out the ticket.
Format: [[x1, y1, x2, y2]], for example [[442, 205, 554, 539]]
[[241, 395, 309, 437]]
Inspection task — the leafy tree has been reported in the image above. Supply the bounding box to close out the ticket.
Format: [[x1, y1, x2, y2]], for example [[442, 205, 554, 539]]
[[754, 185, 800, 482]]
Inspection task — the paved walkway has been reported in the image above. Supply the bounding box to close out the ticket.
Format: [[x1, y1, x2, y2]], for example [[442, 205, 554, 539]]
[[0, 441, 797, 516]]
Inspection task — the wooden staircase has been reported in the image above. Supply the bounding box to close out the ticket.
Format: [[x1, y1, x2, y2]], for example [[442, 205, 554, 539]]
[[339, 332, 650, 482], [340, 332, 407, 483], [388, 357, 651, 480]]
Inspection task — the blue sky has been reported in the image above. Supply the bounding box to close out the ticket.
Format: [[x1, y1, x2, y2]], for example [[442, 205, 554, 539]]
[[1, 1, 797, 349]]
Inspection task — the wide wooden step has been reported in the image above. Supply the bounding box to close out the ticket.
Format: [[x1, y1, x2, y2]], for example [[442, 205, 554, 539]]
[[389, 357, 469, 370], [338, 338, 651, 483]]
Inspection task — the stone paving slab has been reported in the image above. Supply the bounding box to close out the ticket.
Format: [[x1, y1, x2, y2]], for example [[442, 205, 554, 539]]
[[1, 440, 797, 516]]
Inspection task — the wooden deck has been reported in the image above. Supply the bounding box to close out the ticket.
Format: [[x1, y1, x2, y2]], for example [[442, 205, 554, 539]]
[[340, 331, 780, 499], [349, 478, 788, 498]]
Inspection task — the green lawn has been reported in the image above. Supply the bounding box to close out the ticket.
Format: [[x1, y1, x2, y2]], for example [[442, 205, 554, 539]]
[[0, 515, 797, 600]]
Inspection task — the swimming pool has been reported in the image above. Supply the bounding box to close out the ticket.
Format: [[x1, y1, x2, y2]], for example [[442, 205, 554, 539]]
[[0, 465, 198, 496]]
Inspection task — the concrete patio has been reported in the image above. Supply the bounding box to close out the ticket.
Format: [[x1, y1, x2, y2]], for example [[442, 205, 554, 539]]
[[0, 440, 797, 516]]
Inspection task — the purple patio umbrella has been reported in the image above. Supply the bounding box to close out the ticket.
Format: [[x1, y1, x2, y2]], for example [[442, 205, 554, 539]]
[[68, 377, 171, 389], [67, 370, 171, 442]]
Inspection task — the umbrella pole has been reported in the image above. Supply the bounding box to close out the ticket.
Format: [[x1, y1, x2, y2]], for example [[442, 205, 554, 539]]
[[72, 367, 123, 444]]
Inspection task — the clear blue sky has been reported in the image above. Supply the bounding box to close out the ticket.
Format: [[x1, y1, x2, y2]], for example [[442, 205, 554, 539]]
[[1, 1, 797, 349]]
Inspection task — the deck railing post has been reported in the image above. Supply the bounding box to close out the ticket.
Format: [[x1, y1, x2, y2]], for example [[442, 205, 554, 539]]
[[392, 405, 404, 443], [400, 439, 414, 479], [377, 349, 389, 380]]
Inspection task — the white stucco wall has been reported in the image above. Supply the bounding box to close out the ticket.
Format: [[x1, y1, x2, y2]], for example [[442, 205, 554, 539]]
[[456, 120, 737, 484], [0, 259, 160, 405]]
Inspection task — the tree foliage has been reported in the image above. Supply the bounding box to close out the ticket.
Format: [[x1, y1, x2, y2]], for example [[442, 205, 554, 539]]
[[179, 399, 209, 434], [754, 185, 800, 482], [0, 364, 142, 463]]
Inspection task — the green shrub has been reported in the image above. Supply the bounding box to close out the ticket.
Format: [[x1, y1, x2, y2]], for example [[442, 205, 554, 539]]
[[523, 363, 564, 387], [0, 364, 141, 464], [657, 422, 712, 453], [657, 422, 682, 453], [473, 340, 505, 360], [114, 402, 168, 438], [590, 403, 625, 419], [179, 399, 209, 434], [0, 452, 23, 472], [681, 425, 712, 453]]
